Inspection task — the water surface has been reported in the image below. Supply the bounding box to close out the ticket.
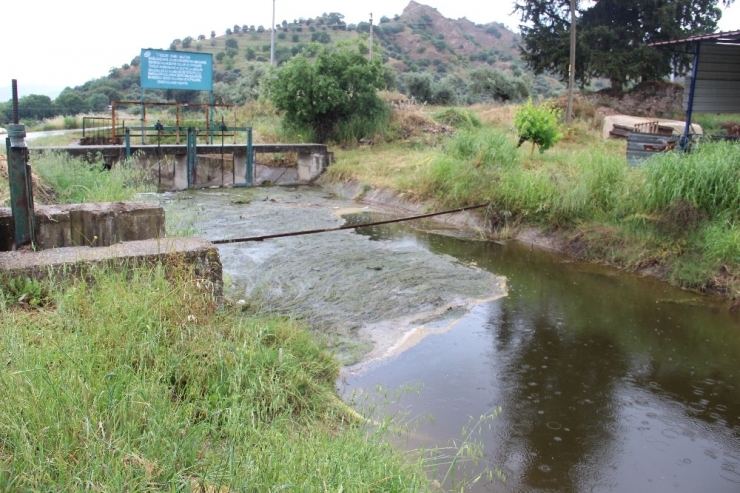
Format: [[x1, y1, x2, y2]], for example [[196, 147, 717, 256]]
[[342, 215, 740, 492]]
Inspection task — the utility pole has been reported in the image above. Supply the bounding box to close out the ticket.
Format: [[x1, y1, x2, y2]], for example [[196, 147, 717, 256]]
[[369, 13, 373, 60], [270, 0, 276, 66], [566, 0, 576, 126]]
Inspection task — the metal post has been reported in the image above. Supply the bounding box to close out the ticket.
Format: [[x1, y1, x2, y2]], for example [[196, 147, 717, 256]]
[[566, 0, 576, 126], [369, 13, 373, 60], [210, 91, 215, 144], [140, 87, 145, 145], [246, 127, 253, 187], [125, 127, 131, 158], [270, 0, 276, 66], [187, 127, 197, 188], [682, 42, 701, 150], [7, 80, 36, 250]]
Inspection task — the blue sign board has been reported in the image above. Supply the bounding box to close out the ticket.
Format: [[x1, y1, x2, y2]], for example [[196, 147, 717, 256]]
[[140, 49, 213, 91]]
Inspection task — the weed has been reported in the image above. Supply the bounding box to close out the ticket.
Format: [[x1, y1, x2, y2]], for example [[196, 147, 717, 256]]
[[0, 276, 50, 308], [433, 108, 482, 129], [0, 264, 432, 490], [31, 151, 154, 203]]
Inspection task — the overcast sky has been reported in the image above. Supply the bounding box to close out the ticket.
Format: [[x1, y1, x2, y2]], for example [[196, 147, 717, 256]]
[[2, 0, 740, 100]]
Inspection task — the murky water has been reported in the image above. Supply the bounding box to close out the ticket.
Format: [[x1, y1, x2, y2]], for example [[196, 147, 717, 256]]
[[342, 216, 740, 492], [162, 187, 740, 492]]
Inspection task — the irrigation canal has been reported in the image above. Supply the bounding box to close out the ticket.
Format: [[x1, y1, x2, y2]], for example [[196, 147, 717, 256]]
[[160, 186, 740, 493]]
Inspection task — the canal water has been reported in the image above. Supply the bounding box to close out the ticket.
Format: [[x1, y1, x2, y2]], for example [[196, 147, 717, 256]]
[[162, 187, 740, 492]]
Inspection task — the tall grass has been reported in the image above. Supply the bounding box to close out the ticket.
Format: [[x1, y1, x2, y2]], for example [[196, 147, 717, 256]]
[[641, 141, 740, 218], [31, 151, 154, 203], [0, 264, 431, 491]]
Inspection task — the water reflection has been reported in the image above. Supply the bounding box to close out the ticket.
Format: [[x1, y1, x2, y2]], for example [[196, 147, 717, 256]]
[[343, 214, 740, 492]]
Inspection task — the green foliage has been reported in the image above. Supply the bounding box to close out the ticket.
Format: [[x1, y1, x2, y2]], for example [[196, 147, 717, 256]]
[[0, 265, 431, 490], [640, 140, 740, 218], [468, 66, 530, 103], [514, 99, 563, 155], [433, 108, 482, 129], [404, 72, 434, 103], [701, 219, 740, 263], [0, 276, 50, 308], [32, 152, 153, 203], [265, 41, 389, 143], [225, 37, 239, 49], [311, 30, 332, 43], [515, 0, 729, 89]]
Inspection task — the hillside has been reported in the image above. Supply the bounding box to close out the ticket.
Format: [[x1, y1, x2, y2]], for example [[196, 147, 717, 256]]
[[113, 1, 527, 81], [1, 2, 563, 120]]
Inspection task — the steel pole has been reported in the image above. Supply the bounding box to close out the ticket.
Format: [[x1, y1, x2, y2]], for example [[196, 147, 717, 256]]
[[566, 0, 576, 126], [270, 0, 276, 66]]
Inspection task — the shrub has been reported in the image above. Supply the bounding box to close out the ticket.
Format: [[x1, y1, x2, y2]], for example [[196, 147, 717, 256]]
[[265, 41, 388, 143], [433, 108, 482, 129], [514, 99, 563, 155]]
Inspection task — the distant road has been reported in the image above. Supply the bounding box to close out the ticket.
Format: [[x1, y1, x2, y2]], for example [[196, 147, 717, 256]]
[[25, 128, 84, 142]]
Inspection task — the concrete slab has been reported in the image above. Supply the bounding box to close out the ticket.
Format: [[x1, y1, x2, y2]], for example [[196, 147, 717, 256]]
[[0, 237, 223, 299], [602, 115, 703, 140], [0, 202, 165, 251]]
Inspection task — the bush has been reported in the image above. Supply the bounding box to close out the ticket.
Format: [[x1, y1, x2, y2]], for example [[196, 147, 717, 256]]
[[265, 41, 388, 143], [514, 99, 563, 155], [433, 108, 481, 129]]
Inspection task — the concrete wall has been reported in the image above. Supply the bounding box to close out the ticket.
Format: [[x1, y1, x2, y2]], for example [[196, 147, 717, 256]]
[[0, 237, 223, 300], [0, 202, 165, 252]]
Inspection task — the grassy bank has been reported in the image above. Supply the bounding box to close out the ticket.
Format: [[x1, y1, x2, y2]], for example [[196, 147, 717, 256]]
[[323, 106, 740, 301], [0, 264, 433, 490]]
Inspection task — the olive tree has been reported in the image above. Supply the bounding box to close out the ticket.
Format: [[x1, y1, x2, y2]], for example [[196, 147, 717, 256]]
[[265, 41, 388, 143]]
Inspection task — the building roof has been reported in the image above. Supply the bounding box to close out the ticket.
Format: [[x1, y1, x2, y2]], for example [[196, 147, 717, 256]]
[[649, 30, 740, 47]]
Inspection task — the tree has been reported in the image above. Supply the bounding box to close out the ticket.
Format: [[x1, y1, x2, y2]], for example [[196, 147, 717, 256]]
[[311, 31, 331, 43], [265, 41, 388, 143], [15, 94, 55, 121], [55, 90, 88, 116], [234, 24, 241, 34], [182, 36, 194, 48], [198, 34, 206, 41], [515, 0, 734, 90], [403, 72, 434, 103], [468, 67, 530, 102], [211, 30, 216, 38], [225, 37, 239, 49], [87, 93, 110, 112]]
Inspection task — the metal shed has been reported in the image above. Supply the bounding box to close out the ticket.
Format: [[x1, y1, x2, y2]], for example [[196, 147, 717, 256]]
[[650, 30, 740, 147]]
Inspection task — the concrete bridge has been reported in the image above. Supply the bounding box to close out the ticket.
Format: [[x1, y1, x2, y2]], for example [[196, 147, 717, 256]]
[[29, 144, 333, 190]]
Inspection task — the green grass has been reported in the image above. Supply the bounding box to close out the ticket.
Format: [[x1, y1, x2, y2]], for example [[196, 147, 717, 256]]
[[0, 264, 433, 491], [324, 105, 740, 298], [30, 151, 154, 203], [640, 140, 740, 218]]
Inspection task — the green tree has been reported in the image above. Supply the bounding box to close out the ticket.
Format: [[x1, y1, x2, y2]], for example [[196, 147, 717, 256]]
[[55, 90, 88, 116], [403, 72, 434, 103], [311, 31, 332, 43], [15, 94, 56, 121], [87, 93, 110, 112], [265, 41, 388, 143], [468, 67, 529, 102], [515, 0, 734, 90], [182, 36, 194, 48], [514, 99, 563, 155], [225, 37, 239, 49]]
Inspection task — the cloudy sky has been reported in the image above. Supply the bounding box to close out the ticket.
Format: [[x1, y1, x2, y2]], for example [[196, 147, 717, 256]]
[[2, 0, 739, 100]]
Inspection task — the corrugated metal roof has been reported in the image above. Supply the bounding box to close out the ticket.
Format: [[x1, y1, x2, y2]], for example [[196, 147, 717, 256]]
[[649, 30, 740, 47]]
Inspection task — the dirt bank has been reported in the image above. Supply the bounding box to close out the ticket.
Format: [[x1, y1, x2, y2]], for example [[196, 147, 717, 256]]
[[328, 180, 738, 309]]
